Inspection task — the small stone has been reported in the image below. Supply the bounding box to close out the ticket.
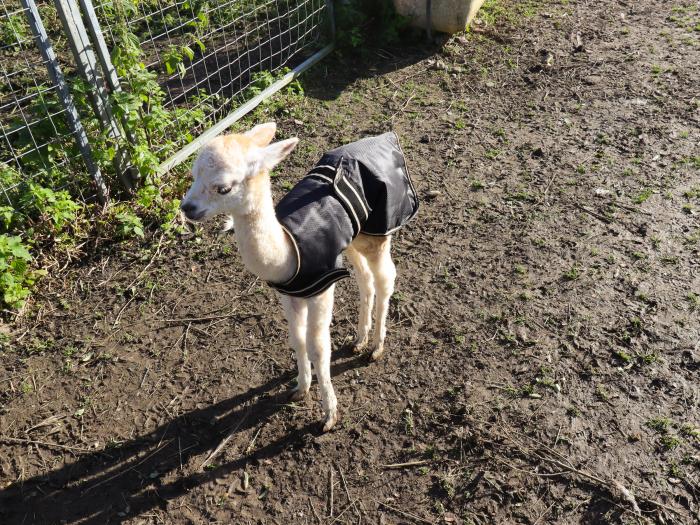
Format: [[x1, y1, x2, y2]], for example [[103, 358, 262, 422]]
[[429, 59, 448, 71], [426, 190, 441, 199], [540, 50, 554, 68]]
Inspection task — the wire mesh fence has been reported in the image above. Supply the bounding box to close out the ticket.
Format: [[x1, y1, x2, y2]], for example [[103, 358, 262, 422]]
[[91, 0, 330, 165], [0, 0, 98, 207], [0, 0, 332, 211]]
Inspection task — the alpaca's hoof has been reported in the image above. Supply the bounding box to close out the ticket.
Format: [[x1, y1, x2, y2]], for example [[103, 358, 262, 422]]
[[288, 386, 309, 402], [322, 410, 338, 432], [370, 344, 385, 361], [351, 337, 368, 354]]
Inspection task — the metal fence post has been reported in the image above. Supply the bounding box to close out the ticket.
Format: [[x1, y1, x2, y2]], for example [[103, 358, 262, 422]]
[[325, 0, 336, 40], [76, 0, 121, 96], [77, 0, 140, 153], [20, 0, 109, 203], [53, 0, 135, 192]]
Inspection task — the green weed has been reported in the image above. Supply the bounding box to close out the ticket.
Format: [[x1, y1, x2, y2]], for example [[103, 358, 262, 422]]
[[647, 418, 671, 433], [659, 435, 681, 450], [634, 188, 653, 204], [0, 14, 28, 48], [0, 235, 45, 309], [563, 266, 580, 281], [679, 424, 699, 438], [470, 179, 485, 191]]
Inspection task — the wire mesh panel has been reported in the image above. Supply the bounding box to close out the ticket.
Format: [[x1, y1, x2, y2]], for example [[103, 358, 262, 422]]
[[92, 0, 329, 163], [0, 0, 96, 206]]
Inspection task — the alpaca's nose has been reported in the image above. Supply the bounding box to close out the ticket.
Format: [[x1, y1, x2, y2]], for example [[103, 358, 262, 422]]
[[180, 201, 205, 221], [180, 202, 197, 215]]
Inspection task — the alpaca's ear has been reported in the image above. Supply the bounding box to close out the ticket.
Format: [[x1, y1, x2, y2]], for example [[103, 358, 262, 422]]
[[256, 137, 299, 172], [244, 122, 276, 147]]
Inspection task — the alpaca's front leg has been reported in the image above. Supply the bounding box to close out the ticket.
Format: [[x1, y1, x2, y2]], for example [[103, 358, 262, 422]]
[[306, 286, 338, 431], [280, 294, 311, 400]]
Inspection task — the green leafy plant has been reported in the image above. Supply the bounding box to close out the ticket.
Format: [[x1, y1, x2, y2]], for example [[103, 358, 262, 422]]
[[163, 45, 195, 77], [22, 183, 81, 231], [0, 235, 45, 308], [0, 14, 29, 49], [114, 210, 145, 239]]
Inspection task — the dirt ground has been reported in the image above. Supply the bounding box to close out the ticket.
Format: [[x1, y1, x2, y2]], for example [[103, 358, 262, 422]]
[[2, 0, 699, 523]]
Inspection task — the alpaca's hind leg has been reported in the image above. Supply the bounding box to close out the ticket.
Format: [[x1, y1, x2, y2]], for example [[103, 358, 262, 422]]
[[345, 245, 375, 352], [279, 294, 310, 400], [306, 285, 338, 431], [365, 237, 396, 361]]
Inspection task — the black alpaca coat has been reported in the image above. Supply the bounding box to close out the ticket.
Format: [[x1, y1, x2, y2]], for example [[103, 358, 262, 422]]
[[269, 132, 419, 298]]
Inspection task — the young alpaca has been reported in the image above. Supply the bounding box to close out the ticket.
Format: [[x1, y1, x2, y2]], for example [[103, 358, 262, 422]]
[[180, 123, 417, 431]]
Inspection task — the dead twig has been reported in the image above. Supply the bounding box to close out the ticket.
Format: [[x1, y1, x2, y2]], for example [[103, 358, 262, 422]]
[[199, 408, 250, 470], [335, 462, 359, 520], [380, 460, 431, 469], [0, 435, 92, 453], [112, 295, 135, 327], [125, 233, 165, 291], [328, 502, 355, 525], [328, 467, 335, 517], [308, 497, 322, 524], [244, 424, 264, 455], [162, 311, 239, 324], [375, 500, 434, 524], [573, 203, 611, 224]]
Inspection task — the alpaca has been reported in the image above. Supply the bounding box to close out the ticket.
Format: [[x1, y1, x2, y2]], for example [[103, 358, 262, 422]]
[[180, 123, 417, 431]]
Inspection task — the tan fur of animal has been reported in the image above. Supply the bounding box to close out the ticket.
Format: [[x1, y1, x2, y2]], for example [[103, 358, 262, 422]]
[[180, 123, 397, 431]]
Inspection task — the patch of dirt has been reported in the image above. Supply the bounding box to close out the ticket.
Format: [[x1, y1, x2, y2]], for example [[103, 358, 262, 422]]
[[1, 0, 699, 523]]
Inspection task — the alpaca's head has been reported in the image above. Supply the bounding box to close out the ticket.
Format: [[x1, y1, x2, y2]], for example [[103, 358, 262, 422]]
[[180, 122, 298, 222]]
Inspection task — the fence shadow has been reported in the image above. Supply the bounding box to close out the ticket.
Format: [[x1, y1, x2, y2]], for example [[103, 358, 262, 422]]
[[0, 348, 369, 525], [302, 41, 440, 103]]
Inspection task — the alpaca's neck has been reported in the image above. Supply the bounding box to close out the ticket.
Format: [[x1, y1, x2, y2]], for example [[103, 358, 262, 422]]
[[231, 172, 296, 284]]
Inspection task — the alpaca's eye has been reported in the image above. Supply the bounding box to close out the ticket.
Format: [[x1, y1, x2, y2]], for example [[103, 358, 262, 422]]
[[217, 185, 233, 195]]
